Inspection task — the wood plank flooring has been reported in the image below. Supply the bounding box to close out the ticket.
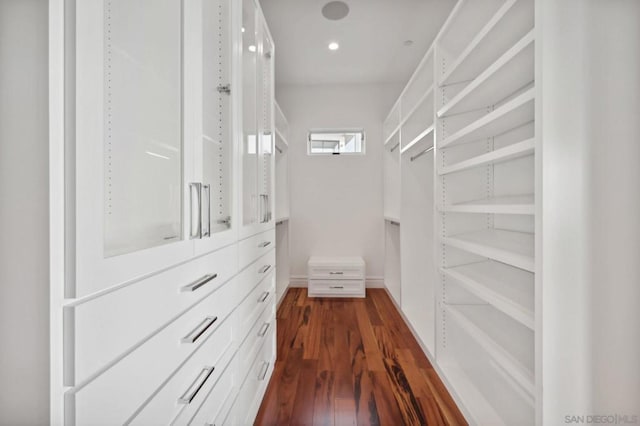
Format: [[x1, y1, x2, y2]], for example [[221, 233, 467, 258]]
[[255, 288, 467, 426]]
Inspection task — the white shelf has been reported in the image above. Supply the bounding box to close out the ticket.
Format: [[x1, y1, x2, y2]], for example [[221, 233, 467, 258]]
[[442, 229, 534, 272], [275, 128, 288, 150], [438, 30, 534, 118], [438, 363, 507, 426], [440, 88, 534, 149], [275, 216, 289, 224], [384, 216, 400, 225], [439, 138, 534, 175], [400, 125, 434, 154], [384, 87, 434, 147], [445, 304, 534, 397], [442, 260, 534, 329], [441, 0, 533, 86], [442, 195, 534, 215]]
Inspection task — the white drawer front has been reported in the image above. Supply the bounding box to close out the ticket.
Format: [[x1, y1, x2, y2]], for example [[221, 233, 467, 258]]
[[307, 265, 364, 280], [185, 364, 237, 426], [308, 279, 365, 297], [228, 327, 275, 426], [239, 229, 275, 271], [67, 243, 238, 386], [67, 277, 239, 426], [235, 292, 276, 382], [131, 321, 236, 425], [235, 269, 275, 345]]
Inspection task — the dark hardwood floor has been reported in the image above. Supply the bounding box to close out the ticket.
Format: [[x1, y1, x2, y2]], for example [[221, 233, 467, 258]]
[[254, 288, 467, 426]]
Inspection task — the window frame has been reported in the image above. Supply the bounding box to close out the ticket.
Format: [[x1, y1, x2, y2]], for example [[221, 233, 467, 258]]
[[307, 128, 366, 156]]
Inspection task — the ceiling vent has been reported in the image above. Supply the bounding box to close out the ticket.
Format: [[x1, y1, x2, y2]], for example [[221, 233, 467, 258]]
[[321, 1, 349, 21]]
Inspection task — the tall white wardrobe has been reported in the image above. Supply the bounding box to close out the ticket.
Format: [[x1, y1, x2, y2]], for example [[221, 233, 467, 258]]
[[49, 0, 279, 423], [383, 0, 640, 425]]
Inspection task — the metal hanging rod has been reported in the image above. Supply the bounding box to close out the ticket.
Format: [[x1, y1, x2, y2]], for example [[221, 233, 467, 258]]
[[410, 145, 434, 162], [387, 220, 400, 226], [390, 142, 400, 152], [275, 146, 283, 154]]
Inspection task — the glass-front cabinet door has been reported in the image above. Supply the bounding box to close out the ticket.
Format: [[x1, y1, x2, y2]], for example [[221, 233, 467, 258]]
[[191, 0, 237, 255], [241, 0, 260, 237], [257, 18, 275, 228], [73, 0, 194, 298], [240, 0, 275, 238]]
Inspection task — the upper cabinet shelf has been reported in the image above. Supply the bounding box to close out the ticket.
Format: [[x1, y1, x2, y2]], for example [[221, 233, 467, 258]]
[[440, 88, 534, 149], [439, 0, 534, 87], [438, 30, 534, 118]]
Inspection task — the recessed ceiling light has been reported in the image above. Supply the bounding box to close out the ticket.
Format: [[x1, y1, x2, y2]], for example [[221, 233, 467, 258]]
[[241, 27, 245, 33], [248, 45, 256, 52], [403, 40, 414, 47], [328, 42, 339, 51], [322, 1, 349, 20]]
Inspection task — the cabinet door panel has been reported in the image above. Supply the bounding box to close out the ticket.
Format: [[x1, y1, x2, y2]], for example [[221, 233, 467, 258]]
[[241, 0, 259, 232], [257, 19, 275, 228], [74, 0, 193, 298]]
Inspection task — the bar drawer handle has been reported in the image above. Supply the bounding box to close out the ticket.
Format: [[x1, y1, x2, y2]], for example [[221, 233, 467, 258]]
[[181, 273, 218, 292], [259, 265, 271, 274], [181, 316, 218, 344], [330, 286, 344, 289], [178, 366, 214, 404], [329, 271, 344, 275], [258, 362, 269, 381], [258, 291, 269, 303], [258, 241, 271, 248], [258, 322, 270, 337]]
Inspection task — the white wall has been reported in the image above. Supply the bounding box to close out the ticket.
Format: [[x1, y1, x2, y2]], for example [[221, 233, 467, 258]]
[[539, 0, 640, 422], [0, 1, 50, 424], [276, 83, 400, 283]]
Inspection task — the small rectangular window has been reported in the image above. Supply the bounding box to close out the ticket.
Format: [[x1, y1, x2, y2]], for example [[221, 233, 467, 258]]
[[308, 129, 365, 155]]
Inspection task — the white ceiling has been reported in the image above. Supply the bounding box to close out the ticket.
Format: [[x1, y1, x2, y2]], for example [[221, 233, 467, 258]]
[[260, 0, 456, 87]]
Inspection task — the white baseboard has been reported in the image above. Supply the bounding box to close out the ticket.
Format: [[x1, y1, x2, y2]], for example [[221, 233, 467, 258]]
[[289, 275, 385, 288]]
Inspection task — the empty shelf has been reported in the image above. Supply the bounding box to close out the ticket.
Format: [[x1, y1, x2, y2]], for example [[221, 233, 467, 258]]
[[275, 128, 288, 149], [440, 88, 535, 149], [442, 260, 534, 329], [442, 229, 534, 272], [438, 31, 534, 118], [438, 363, 507, 426], [439, 138, 534, 175], [401, 125, 434, 154], [442, 195, 534, 215], [446, 304, 534, 397], [441, 0, 534, 86]]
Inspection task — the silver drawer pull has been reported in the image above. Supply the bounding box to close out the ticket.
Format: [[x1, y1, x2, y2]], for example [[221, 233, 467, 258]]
[[259, 264, 271, 274], [258, 291, 269, 303], [258, 322, 270, 337], [178, 366, 214, 404], [330, 285, 344, 289], [181, 316, 218, 344], [258, 241, 271, 248], [329, 271, 344, 275], [258, 362, 269, 381], [181, 273, 218, 292]]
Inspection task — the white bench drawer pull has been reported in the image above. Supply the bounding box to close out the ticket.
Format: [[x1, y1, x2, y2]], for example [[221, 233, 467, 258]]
[[259, 264, 271, 274], [258, 241, 271, 248]]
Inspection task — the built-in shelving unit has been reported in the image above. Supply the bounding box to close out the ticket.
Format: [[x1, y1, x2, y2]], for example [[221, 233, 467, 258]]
[[434, 0, 537, 424], [382, 45, 437, 354], [274, 100, 290, 306]]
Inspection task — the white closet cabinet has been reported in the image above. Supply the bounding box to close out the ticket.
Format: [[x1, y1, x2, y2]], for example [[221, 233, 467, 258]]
[[50, 0, 277, 423], [274, 101, 291, 306]]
